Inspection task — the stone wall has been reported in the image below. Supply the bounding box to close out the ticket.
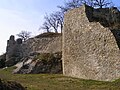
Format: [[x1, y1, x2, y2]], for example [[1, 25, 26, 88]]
[[63, 5, 120, 81], [22, 33, 62, 57], [5, 33, 62, 67]]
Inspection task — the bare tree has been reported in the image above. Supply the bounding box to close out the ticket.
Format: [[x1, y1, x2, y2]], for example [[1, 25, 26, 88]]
[[17, 31, 31, 41], [40, 21, 51, 33], [58, 0, 83, 13], [51, 11, 64, 32], [58, 0, 113, 13], [45, 14, 60, 33], [92, 0, 113, 8], [41, 11, 64, 33]]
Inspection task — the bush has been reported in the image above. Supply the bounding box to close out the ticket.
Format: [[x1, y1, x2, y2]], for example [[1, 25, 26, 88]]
[[36, 53, 55, 62]]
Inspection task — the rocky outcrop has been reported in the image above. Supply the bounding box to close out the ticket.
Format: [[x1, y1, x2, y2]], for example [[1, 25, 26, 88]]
[[0, 54, 6, 68], [63, 5, 120, 81], [0, 79, 26, 90], [13, 52, 62, 74]]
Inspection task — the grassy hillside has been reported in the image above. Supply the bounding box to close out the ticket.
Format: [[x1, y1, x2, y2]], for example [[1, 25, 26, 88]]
[[0, 67, 120, 90]]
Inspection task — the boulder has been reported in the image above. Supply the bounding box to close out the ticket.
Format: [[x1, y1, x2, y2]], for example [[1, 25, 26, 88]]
[[0, 79, 26, 90], [0, 54, 6, 68]]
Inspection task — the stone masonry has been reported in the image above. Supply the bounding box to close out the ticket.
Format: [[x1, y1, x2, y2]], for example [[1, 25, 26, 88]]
[[5, 33, 62, 67], [6, 35, 23, 66], [22, 33, 62, 57], [63, 5, 120, 81]]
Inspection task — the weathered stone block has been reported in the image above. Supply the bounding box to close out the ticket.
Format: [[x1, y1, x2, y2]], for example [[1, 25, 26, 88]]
[[63, 5, 120, 81]]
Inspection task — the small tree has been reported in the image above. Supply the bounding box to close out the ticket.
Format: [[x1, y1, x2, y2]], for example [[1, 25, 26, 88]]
[[53, 11, 64, 32], [17, 31, 31, 41], [44, 14, 59, 33]]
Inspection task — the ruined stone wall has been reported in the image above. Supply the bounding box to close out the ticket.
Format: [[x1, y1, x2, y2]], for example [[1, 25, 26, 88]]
[[22, 33, 62, 57], [63, 5, 120, 81], [6, 35, 23, 66], [5, 33, 62, 66]]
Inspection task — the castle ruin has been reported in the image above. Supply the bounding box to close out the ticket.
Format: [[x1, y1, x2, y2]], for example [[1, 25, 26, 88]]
[[6, 35, 23, 66], [4, 5, 120, 81]]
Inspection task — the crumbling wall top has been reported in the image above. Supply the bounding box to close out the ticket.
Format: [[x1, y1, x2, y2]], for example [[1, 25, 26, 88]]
[[84, 5, 120, 29], [9, 35, 15, 41]]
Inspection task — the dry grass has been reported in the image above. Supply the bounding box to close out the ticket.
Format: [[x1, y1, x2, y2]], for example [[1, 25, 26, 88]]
[[35, 32, 62, 38]]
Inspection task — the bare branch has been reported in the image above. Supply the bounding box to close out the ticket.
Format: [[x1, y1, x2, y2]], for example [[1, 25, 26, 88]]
[[17, 31, 31, 41]]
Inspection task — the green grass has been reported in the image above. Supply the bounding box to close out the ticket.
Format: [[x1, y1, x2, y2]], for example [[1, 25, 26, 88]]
[[0, 67, 120, 90]]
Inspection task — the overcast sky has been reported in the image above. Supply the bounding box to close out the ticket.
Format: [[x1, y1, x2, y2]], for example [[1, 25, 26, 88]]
[[0, 0, 119, 54]]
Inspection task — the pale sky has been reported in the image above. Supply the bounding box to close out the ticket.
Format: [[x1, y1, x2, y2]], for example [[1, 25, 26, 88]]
[[0, 0, 119, 55]]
